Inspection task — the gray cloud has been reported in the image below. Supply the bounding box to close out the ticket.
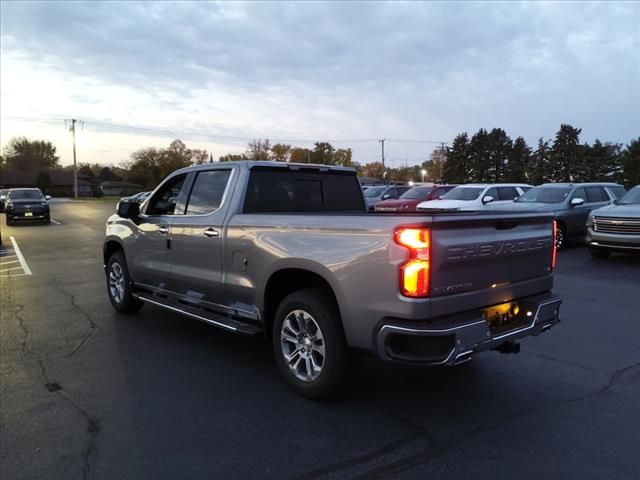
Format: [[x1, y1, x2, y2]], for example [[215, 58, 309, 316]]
[[2, 0, 639, 161]]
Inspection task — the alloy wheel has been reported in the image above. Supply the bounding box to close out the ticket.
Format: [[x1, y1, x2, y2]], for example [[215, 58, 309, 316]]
[[280, 309, 326, 382]]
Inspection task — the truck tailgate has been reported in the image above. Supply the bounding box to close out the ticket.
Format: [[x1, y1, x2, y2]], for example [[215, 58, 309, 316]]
[[429, 211, 554, 303]]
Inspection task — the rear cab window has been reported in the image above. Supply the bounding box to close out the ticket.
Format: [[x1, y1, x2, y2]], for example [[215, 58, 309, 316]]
[[586, 186, 607, 203], [243, 167, 365, 213], [497, 187, 518, 200]]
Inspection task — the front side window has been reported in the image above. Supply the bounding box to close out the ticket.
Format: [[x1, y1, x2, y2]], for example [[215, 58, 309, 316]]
[[484, 187, 498, 200], [586, 186, 607, 203], [364, 186, 386, 198], [607, 186, 627, 200], [571, 187, 586, 202], [185, 170, 232, 215], [146, 174, 187, 215], [400, 187, 431, 200], [497, 187, 518, 200]]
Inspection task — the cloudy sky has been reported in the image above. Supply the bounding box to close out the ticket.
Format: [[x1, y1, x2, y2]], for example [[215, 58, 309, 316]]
[[1, 1, 638, 167]]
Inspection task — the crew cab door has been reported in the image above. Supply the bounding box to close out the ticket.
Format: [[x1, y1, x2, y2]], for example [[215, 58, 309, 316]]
[[169, 168, 234, 307], [129, 173, 189, 290]]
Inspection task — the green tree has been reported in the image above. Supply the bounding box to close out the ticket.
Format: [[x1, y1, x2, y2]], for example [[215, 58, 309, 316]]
[[422, 146, 446, 182], [98, 166, 122, 182], [126, 139, 197, 189], [581, 140, 621, 182], [289, 147, 312, 163], [246, 139, 271, 160], [219, 153, 246, 162], [359, 161, 386, 180], [530, 138, 551, 184], [549, 124, 582, 182], [505, 137, 531, 183], [619, 138, 640, 186], [36, 171, 52, 195], [333, 148, 353, 166], [467, 128, 491, 182], [270, 143, 291, 162], [3, 137, 60, 171], [486, 128, 512, 182], [443, 133, 470, 183], [311, 142, 335, 164]]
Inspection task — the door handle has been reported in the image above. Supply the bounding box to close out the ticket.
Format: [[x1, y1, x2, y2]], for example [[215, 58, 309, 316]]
[[204, 228, 219, 238], [158, 226, 169, 234]]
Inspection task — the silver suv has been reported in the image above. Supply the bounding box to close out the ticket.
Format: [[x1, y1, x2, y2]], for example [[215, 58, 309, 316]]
[[586, 185, 640, 257]]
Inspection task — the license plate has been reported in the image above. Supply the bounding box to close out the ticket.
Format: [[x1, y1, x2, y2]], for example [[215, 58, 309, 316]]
[[24, 212, 33, 217]]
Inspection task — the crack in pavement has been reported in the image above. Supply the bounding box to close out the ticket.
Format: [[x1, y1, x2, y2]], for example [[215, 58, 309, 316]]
[[8, 288, 101, 480], [49, 277, 100, 356]]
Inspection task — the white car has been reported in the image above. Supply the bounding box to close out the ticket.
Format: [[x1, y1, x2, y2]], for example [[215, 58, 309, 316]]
[[417, 184, 532, 211]]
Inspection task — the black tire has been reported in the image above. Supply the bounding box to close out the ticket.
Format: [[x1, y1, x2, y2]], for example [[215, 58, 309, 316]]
[[589, 246, 611, 259], [43, 217, 51, 225], [272, 288, 350, 400], [106, 251, 144, 313], [555, 222, 567, 250], [6, 217, 14, 226]]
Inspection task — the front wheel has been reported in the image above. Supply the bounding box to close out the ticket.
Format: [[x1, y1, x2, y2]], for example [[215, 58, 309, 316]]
[[106, 251, 143, 313], [273, 288, 350, 400], [589, 246, 611, 259]]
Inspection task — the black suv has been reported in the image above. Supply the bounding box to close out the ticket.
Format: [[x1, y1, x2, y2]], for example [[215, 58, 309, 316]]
[[4, 188, 51, 225]]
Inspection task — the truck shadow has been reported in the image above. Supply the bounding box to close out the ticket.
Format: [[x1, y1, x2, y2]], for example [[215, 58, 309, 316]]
[[110, 304, 588, 478]]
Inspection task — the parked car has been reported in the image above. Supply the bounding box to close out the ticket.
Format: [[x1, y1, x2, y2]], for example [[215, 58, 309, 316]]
[[586, 185, 640, 258], [104, 161, 562, 399], [4, 188, 51, 225], [375, 185, 457, 212], [0, 188, 10, 212], [417, 184, 531, 211], [363, 184, 412, 211], [485, 183, 624, 249]]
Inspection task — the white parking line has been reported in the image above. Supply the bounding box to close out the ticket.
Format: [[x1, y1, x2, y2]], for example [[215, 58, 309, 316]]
[[0, 259, 21, 266], [9, 236, 32, 275], [50, 219, 62, 225]]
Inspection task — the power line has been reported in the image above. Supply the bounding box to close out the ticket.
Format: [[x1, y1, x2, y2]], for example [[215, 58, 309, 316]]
[[1, 115, 449, 145]]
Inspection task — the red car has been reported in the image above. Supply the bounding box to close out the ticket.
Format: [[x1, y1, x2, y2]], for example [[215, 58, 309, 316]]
[[374, 185, 457, 212]]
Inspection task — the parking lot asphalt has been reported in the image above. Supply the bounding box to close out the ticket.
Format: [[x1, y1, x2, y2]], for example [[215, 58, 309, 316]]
[[1, 201, 639, 480]]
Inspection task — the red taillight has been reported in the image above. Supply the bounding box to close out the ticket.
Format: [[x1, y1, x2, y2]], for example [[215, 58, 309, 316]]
[[551, 220, 558, 270], [394, 227, 430, 297]]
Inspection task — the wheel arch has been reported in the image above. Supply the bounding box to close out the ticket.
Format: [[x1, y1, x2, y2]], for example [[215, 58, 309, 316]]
[[262, 263, 345, 339]]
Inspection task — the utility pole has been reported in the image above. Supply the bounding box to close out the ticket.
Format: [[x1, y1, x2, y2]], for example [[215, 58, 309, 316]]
[[440, 141, 446, 181], [66, 119, 79, 199], [378, 139, 386, 168]]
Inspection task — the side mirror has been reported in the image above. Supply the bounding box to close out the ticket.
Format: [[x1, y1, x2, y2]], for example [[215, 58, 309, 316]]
[[117, 200, 140, 219], [482, 195, 495, 204], [570, 198, 585, 207], [513, 196, 519, 202], [613, 199, 619, 205], [45, 195, 51, 200], [382, 193, 391, 200]]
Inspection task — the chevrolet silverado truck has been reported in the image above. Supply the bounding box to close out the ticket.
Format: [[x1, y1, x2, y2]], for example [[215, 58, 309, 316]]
[[104, 161, 562, 399]]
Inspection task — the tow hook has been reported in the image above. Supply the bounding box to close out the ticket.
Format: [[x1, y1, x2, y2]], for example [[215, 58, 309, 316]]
[[494, 341, 520, 354]]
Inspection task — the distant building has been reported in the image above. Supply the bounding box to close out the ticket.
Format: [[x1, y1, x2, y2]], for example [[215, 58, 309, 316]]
[[99, 180, 143, 196], [0, 170, 94, 197]]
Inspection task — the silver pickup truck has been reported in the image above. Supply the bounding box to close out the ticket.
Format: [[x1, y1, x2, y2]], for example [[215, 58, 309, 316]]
[[104, 161, 562, 398]]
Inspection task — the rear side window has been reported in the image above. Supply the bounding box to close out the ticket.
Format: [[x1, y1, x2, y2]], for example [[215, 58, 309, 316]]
[[586, 187, 607, 203], [243, 168, 365, 213], [497, 187, 518, 200], [185, 170, 232, 215]]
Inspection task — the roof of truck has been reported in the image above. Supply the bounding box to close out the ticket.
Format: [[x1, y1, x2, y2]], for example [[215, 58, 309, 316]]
[[176, 160, 357, 175]]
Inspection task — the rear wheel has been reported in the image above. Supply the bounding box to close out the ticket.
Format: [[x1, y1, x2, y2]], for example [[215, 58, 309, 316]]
[[589, 246, 611, 259], [106, 251, 143, 313], [272, 288, 350, 400]]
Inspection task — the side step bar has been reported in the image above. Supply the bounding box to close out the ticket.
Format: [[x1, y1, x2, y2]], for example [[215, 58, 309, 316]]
[[133, 292, 263, 336]]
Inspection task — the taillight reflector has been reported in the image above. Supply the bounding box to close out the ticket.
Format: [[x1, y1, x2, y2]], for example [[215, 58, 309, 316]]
[[395, 227, 431, 297]]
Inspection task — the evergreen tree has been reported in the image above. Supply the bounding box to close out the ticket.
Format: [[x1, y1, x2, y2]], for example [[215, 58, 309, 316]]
[[468, 129, 490, 182], [443, 133, 470, 183], [486, 128, 512, 182], [530, 138, 551, 184], [619, 138, 640, 186], [506, 137, 532, 183], [549, 124, 582, 181]]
